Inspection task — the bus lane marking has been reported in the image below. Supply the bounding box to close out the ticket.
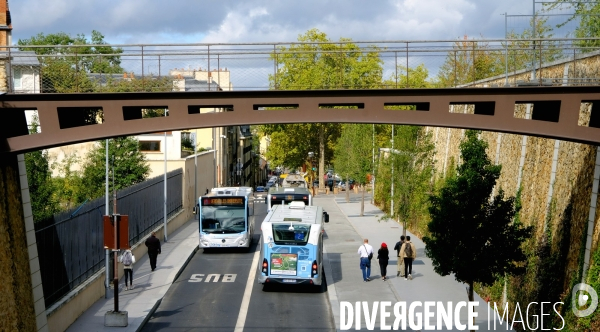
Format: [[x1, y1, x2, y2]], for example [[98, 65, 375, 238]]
[[234, 246, 260, 332], [188, 274, 237, 282]]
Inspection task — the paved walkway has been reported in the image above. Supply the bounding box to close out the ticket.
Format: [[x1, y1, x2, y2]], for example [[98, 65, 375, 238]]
[[66, 193, 511, 331], [317, 193, 512, 331], [65, 220, 199, 332]]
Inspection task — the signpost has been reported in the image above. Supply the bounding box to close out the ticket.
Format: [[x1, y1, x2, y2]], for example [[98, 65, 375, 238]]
[[103, 214, 129, 326]]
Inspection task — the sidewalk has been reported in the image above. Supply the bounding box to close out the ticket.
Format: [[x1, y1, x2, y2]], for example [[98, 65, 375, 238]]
[[318, 193, 512, 331], [65, 219, 199, 332]]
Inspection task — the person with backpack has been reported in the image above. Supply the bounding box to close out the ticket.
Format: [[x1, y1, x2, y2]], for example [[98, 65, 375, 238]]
[[357, 238, 374, 282], [393, 235, 405, 277], [119, 249, 136, 290], [400, 235, 417, 280]]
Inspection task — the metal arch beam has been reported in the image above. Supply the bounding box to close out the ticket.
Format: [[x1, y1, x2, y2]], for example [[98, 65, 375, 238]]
[[1, 86, 599, 154]]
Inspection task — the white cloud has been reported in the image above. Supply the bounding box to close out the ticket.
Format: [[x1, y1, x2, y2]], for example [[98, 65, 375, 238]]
[[12, 0, 545, 45]]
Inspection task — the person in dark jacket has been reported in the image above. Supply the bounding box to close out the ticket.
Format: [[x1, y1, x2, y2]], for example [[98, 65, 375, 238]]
[[377, 242, 390, 281], [393, 235, 405, 277], [145, 231, 161, 271]]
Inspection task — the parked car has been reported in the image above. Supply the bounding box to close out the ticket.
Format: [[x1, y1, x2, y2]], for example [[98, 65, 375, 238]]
[[338, 180, 355, 191], [254, 186, 267, 201]]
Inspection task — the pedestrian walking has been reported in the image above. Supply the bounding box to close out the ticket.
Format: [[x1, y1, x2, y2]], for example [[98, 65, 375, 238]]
[[400, 236, 417, 280], [357, 238, 374, 282], [393, 235, 406, 277], [377, 243, 389, 281], [119, 249, 136, 290], [145, 231, 161, 271]]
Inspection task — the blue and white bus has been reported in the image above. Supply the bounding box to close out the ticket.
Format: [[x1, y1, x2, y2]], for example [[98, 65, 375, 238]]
[[198, 187, 254, 249], [257, 201, 329, 288]]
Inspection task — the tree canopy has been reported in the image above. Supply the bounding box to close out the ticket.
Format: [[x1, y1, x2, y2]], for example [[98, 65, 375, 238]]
[[333, 124, 373, 214], [544, 1, 600, 49], [18, 30, 124, 93], [25, 115, 59, 222], [261, 29, 383, 187], [78, 137, 150, 201], [423, 130, 533, 302]]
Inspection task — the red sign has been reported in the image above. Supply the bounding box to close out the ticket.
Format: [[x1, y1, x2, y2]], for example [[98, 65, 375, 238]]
[[103, 215, 129, 249]]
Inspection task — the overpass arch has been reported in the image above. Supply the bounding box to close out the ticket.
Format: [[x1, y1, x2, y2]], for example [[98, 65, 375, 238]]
[[2, 86, 600, 154]]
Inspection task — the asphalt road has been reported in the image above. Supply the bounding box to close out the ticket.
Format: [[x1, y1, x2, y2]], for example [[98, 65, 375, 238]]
[[141, 198, 335, 332]]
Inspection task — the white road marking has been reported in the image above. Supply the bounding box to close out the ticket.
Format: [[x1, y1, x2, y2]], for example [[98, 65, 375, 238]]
[[234, 246, 260, 332]]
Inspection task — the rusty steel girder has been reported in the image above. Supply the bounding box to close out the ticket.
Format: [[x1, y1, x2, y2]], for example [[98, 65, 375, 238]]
[[1, 86, 599, 154]]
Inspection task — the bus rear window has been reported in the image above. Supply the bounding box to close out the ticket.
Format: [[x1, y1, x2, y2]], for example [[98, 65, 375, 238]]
[[272, 224, 311, 245]]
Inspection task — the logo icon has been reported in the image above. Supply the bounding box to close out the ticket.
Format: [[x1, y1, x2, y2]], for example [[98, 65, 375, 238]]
[[572, 283, 598, 317]]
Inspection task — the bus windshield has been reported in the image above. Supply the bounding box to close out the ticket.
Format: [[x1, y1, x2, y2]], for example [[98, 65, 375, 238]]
[[201, 206, 246, 233], [272, 224, 311, 245]]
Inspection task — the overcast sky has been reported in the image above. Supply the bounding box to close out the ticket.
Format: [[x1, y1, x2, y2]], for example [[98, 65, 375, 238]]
[[12, 0, 544, 45]]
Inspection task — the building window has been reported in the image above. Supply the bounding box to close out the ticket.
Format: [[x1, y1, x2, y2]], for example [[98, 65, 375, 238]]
[[14, 68, 22, 89], [140, 140, 161, 152]]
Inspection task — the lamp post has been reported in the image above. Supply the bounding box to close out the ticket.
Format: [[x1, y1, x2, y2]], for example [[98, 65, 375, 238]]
[[390, 125, 394, 217], [163, 109, 168, 242], [219, 135, 227, 186], [104, 139, 109, 298]]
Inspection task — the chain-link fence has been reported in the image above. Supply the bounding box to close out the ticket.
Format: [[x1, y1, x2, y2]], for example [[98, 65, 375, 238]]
[[6, 38, 600, 94]]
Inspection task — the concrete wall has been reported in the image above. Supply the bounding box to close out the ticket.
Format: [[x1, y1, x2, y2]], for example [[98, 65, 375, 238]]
[[428, 52, 600, 289], [0, 153, 38, 332]]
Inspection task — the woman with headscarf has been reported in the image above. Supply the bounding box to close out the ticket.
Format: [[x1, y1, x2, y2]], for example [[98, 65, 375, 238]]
[[377, 242, 390, 281]]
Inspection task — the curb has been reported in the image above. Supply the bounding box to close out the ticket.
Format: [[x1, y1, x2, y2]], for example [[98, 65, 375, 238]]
[[323, 247, 342, 332], [135, 245, 200, 332]]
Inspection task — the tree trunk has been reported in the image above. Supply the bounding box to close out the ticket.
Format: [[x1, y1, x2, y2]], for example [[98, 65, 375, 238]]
[[360, 185, 365, 216], [468, 280, 475, 332], [319, 126, 325, 190], [345, 175, 350, 202]]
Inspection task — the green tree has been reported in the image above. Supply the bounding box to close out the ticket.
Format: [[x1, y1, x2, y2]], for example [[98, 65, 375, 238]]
[[18, 30, 124, 93], [78, 137, 150, 201], [25, 115, 59, 222], [544, 1, 600, 49], [423, 130, 533, 304], [333, 124, 373, 214], [505, 16, 563, 75], [95, 75, 173, 93], [385, 64, 432, 88], [436, 38, 504, 87], [262, 29, 383, 188], [50, 152, 84, 210], [389, 126, 435, 236]]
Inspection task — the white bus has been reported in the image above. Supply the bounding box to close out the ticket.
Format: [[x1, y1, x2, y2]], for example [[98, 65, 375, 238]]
[[257, 201, 329, 289], [198, 187, 255, 249], [266, 187, 312, 211]]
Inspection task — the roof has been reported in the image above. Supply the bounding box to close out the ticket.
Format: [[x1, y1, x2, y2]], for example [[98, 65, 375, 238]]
[[265, 203, 323, 225], [207, 186, 252, 196], [268, 187, 311, 196], [182, 78, 220, 91], [7, 51, 40, 66]]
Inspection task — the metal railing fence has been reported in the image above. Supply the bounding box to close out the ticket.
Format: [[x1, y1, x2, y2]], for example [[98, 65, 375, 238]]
[[5, 38, 600, 94], [34, 168, 183, 308]]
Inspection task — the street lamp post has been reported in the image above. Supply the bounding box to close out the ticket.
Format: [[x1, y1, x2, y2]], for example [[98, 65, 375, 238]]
[[390, 125, 394, 217]]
